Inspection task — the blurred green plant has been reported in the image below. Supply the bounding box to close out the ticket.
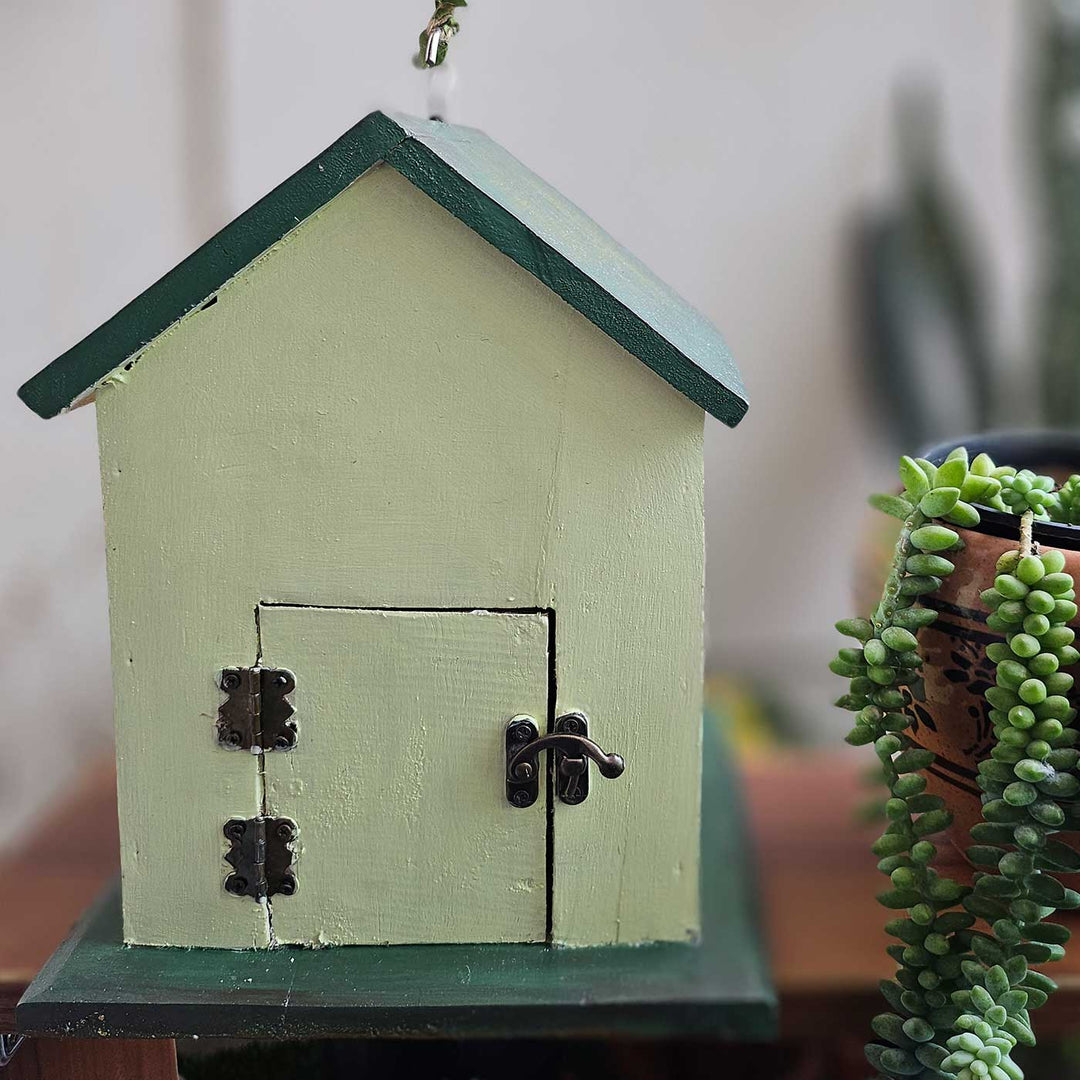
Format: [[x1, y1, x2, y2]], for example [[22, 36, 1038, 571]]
[[861, 4, 1080, 438], [416, 0, 467, 68], [832, 447, 1080, 1079], [858, 86, 993, 449]]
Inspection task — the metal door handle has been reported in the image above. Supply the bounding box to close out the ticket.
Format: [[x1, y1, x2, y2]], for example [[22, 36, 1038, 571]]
[[505, 713, 624, 807], [509, 733, 625, 781]]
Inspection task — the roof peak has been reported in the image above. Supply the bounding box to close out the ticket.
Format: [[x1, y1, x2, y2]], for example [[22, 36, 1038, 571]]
[[18, 110, 747, 426]]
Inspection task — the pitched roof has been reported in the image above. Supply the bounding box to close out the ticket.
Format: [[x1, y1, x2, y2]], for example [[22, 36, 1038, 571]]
[[18, 111, 748, 426]]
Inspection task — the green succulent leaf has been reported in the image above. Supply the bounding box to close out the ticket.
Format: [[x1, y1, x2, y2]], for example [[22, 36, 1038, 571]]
[[899, 456, 931, 500], [870, 492, 916, 520], [920, 487, 961, 517], [936, 458, 968, 489]]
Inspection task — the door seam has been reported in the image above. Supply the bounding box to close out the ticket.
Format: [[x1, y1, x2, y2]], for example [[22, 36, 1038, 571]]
[[258, 602, 551, 615], [252, 604, 276, 946], [256, 601, 556, 947], [544, 608, 556, 945]]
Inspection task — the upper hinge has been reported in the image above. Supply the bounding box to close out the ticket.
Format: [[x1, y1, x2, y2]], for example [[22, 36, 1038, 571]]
[[217, 666, 297, 751]]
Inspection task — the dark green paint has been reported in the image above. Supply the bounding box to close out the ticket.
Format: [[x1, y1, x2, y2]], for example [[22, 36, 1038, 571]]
[[16, 719, 774, 1040], [19, 111, 747, 427], [17, 113, 403, 420]]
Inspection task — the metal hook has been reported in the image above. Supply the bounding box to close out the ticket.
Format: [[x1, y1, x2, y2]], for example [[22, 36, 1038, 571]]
[[0, 1033, 25, 1069], [423, 25, 443, 68]]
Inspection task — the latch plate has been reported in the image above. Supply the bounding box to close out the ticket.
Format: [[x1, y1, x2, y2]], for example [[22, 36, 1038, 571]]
[[505, 715, 540, 808], [217, 667, 297, 751], [553, 712, 590, 805], [223, 816, 298, 900]]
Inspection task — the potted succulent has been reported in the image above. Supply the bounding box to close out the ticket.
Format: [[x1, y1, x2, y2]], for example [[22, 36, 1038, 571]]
[[897, 435, 1080, 859], [831, 437, 1080, 1080]]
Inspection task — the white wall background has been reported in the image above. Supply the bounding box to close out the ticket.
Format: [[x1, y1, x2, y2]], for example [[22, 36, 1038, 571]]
[[0, 1, 1031, 848]]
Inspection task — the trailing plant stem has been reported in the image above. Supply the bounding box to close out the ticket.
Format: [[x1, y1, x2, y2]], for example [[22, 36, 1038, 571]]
[[1019, 509, 1034, 560], [875, 507, 928, 629]]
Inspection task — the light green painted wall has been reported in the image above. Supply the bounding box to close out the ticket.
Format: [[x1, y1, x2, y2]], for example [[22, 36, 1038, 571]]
[[96, 163, 705, 948]]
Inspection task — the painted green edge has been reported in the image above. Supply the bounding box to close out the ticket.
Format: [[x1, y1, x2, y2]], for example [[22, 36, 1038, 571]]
[[17, 111, 748, 428], [17, 112, 408, 419], [382, 139, 749, 429]]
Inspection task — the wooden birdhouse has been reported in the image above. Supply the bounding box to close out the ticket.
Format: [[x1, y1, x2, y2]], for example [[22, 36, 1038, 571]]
[[18, 112, 748, 951]]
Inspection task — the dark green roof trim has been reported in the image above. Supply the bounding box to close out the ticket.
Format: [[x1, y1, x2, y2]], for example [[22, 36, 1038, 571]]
[[19, 111, 748, 426], [17, 111, 405, 419]]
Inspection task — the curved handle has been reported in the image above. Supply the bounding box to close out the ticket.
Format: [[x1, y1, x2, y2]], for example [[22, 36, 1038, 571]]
[[505, 713, 624, 807], [507, 733, 625, 782]]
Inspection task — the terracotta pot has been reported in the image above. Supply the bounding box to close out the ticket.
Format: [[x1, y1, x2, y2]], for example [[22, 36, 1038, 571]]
[[912, 434, 1080, 874]]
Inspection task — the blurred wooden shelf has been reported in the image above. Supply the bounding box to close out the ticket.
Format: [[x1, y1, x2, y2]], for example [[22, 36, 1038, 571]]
[[742, 749, 1080, 1037], [0, 760, 119, 1031]]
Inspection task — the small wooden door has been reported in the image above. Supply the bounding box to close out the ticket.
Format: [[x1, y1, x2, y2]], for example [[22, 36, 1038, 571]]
[[258, 605, 550, 945]]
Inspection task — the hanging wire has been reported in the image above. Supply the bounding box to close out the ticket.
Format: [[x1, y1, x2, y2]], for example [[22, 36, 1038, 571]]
[[416, 1, 467, 68]]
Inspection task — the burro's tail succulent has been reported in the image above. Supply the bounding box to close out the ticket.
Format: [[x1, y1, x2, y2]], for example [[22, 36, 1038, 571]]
[[832, 446, 1080, 1079]]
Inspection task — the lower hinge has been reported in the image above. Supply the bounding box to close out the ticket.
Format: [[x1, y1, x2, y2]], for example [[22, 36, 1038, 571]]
[[217, 666, 297, 751], [223, 816, 298, 900]]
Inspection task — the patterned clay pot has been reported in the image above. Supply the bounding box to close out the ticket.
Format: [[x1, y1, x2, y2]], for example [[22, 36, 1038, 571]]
[[914, 434, 1080, 874]]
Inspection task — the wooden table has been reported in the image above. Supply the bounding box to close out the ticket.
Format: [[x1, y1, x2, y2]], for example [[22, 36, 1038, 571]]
[[6, 746, 1079, 1075]]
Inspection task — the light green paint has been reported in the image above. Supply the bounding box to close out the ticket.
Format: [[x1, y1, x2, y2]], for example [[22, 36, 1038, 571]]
[[259, 606, 549, 945], [96, 164, 704, 948]]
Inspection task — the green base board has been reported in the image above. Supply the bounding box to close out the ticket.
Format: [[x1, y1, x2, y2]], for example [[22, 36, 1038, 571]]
[[16, 718, 775, 1040]]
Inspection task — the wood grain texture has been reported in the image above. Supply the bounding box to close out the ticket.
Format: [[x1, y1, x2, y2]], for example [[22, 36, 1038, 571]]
[[4, 1039, 178, 1080], [95, 163, 704, 947], [260, 606, 548, 945]]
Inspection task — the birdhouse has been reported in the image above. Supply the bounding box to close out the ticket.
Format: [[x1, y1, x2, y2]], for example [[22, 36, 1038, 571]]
[[18, 112, 748, 951]]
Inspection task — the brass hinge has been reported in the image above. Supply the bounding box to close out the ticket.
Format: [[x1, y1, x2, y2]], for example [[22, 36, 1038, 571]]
[[223, 816, 298, 900], [217, 667, 297, 751]]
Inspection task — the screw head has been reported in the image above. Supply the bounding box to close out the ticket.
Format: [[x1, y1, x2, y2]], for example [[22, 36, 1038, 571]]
[[225, 874, 247, 895], [511, 790, 534, 808], [561, 716, 582, 734], [221, 671, 241, 691], [278, 875, 297, 896], [273, 734, 292, 750], [274, 673, 290, 688], [275, 822, 295, 841], [511, 724, 532, 743], [224, 820, 246, 841], [225, 730, 243, 747]]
